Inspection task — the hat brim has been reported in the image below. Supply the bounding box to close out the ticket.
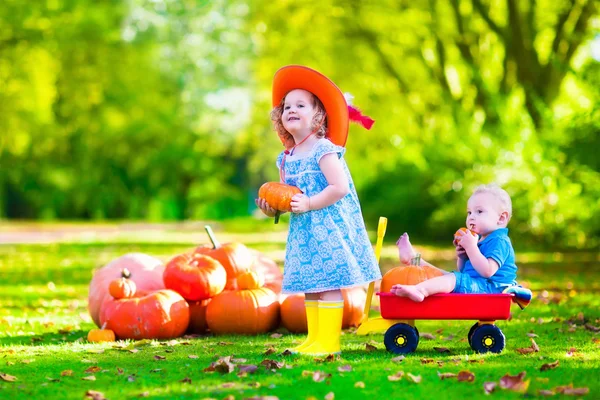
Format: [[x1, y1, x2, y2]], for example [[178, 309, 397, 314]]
[[272, 65, 348, 147]]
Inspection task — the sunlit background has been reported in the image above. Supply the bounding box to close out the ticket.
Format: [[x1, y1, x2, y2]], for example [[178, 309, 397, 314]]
[[0, 0, 598, 249]]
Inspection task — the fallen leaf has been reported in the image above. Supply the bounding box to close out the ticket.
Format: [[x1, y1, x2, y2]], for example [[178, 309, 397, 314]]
[[270, 333, 283, 338], [499, 371, 529, 393], [150, 369, 161, 373], [420, 333, 435, 340], [420, 358, 434, 364], [82, 376, 96, 381], [483, 381, 496, 394], [530, 338, 540, 352], [540, 360, 559, 372], [280, 349, 293, 356], [584, 324, 600, 333], [365, 343, 377, 352], [180, 377, 191, 384], [354, 381, 365, 388], [217, 341, 233, 345], [538, 389, 554, 396], [260, 360, 284, 370], [221, 382, 236, 388], [61, 370, 73, 376], [562, 387, 589, 395], [302, 370, 314, 377], [391, 356, 405, 363], [433, 347, 451, 353], [84, 390, 106, 400], [516, 347, 536, 354], [128, 349, 139, 354], [313, 371, 331, 383], [153, 355, 166, 360], [264, 346, 277, 356], [338, 365, 352, 372], [526, 332, 538, 338], [457, 371, 475, 382], [324, 392, 335, 400], [388, 371, 405, 381], [188, 355, 198, 359], [437, 371, 457, 380], [116, 368, 124, 375], [406, 373, 421, 383], [85, 366, 102, 374], [46, 377, 60, 382], [238, 364, 258, 374], [127, 375, 136, 382]]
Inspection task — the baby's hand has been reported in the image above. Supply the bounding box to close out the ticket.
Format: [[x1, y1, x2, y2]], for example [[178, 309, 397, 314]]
[[255, 198, 277, 218], [290, 194, 311, 213], [455, 243, 468, 260], [458, 229, 478, 250]]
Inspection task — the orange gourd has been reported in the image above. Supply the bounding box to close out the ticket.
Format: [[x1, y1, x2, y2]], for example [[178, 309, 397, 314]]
[[163, 253, 226, 301], [87, 327, 116, 342], [380, 254, 444, 293], [99, 289, 189, 340], [453, 227, 478, 246], [258, 182, 302, 224], [88, 253, 165, 327], [279, 287, 367, 333], [206, 287, 280, 334], [194, 226, 255, 290], [108, 269, 137, 299]]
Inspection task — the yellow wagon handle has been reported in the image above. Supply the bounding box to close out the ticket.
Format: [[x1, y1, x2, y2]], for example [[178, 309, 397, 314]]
[[361, 217, 387, 324]]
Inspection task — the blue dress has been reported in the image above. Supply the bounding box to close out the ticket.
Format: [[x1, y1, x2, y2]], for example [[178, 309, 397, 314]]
[[276, 138, 382, 294]]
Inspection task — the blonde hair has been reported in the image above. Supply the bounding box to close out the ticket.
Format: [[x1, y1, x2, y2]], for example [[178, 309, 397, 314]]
[[270, 91, 327, 149], [472, 184, 512, 220]]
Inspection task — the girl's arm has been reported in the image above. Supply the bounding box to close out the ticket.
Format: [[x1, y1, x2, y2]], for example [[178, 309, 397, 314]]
[[308, 153, 350, 210]]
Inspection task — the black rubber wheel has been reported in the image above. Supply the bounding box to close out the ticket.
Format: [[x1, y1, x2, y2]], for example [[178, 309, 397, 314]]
[[470, 324, 506, 353], [467, 322, 479, 346], [384, 323, 419, 354]]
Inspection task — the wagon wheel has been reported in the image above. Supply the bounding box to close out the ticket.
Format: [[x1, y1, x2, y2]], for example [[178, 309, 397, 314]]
[[384, 323, 419, 354], [467, 322, 479, 346], [470, 324, 505, 353]]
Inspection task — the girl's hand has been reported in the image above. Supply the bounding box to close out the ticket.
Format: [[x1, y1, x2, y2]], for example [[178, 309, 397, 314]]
[[290, 194, 311, 213], [255, 198, 277, 218]]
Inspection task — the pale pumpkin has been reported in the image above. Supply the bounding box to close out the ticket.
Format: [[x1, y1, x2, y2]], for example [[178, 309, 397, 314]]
[[88, 253, 165, 327]]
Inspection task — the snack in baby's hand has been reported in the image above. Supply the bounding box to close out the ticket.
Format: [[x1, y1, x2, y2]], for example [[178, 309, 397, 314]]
[[453, 227, 478, 246]]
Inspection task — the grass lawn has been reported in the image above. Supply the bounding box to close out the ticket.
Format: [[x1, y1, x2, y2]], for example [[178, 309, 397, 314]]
[[0, 223, 599, 399]]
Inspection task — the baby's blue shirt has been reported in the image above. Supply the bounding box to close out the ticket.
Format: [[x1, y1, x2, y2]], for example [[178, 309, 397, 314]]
[[462, 228, 517, 285]]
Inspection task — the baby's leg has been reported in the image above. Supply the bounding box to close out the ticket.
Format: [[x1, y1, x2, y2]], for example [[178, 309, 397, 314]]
[[391, 274, 457, 301], [396, 233, 450, 274]]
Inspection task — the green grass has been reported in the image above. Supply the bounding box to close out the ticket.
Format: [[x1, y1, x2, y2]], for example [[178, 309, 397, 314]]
[[1, 225, 599, 399]]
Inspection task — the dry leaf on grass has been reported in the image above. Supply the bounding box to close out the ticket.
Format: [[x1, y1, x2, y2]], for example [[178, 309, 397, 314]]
[[365, 343, 377, 352], [354, 381, 365, 388], [420, 358, 434, 364], [420, 333, 435, 340], [338, 365, 352, 372], [180, 377, 191, 384], [153, 355, 166, 360], [270, 333, 283, 338], [260, 360, 284, 370], [437, 371, 457, 380], [84, 390, 106, 400], [188, 355, 198, 359], [85, 366, 102, 374], [238, 364, 258, 374], [540, 360, 559, 372], [391, 356, 405, 363], [433, 347, 451, 353], [263, 346, 277, 356], [457, 371, 475, 382], [313, 371, 332, 383], [61, 370, 73, 376], [483, 382, 497, 394], [82, 376, 96, 381], [325, 392, 335, 400], [406, 373, 422, 383], [388, 371, 405, 381], [499, 371, 529, 393], [555, 384, 589, 395]]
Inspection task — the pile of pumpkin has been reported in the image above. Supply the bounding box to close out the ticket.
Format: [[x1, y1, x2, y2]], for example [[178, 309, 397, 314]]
[[87, 226, 367, 341]]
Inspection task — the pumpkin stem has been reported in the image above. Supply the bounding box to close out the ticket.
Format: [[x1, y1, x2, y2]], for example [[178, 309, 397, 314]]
[[274, 211, 280, 224], [121, 268, 131, 279], [204, 225, 221, 249], [410, 253, 421, 267]]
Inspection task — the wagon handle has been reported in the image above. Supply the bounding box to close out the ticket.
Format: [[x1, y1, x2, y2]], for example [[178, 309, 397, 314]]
[[362, 216, 387, 323]]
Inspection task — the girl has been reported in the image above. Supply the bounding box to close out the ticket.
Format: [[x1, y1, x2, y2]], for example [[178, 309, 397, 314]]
[[256, 65, 381, 356]]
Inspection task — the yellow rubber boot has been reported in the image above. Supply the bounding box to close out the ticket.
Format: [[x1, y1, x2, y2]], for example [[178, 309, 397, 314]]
[[290, 300, 318, 353], [299, 300, 344, 355]]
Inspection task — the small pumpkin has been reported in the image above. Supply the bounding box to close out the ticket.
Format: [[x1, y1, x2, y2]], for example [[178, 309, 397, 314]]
[[87, 327, 116, 342], [453, 227, 478, 246], [187, 298, 211, 334], [99, 289, 189, 340], [108, 269, 137, 299], [163, 253, 226, 301], [206, 287, 280, 335], [194, 226, 255, 290], [236, 269, 265, 290], [380, 254, 444, 292], [258, 182, 302, 224]]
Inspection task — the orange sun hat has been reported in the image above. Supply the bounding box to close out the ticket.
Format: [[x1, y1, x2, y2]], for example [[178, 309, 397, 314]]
[[272, 65, 374, 148]]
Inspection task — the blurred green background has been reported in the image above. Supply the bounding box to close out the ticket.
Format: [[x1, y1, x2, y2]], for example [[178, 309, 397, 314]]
[[1, 0, 598, 250]]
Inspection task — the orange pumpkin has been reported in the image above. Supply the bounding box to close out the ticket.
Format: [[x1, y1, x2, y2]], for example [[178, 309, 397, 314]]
[[88, 253, 165, 327], [206, 287, 280, 334], [236, 270, 265, 290], [453, 227, 478, 246], [194, 226, 255, 291], [163, 253, 226, 301], [187, 299, 211, 334], [380, 254, 444, 292], [99, 289, 189, 340], [258, 182, 302, 224], [279, 287, 367, 333], [108, 269, 137, 299], [87, 328, 116, 342]]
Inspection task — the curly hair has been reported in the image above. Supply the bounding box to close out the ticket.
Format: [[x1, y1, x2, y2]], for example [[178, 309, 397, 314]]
[[270, 91, 327, 149]]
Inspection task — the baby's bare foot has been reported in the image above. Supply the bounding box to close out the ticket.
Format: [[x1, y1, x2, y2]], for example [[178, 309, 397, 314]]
[[391, 284, 425, 302], [396, 233, 416, 265]]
